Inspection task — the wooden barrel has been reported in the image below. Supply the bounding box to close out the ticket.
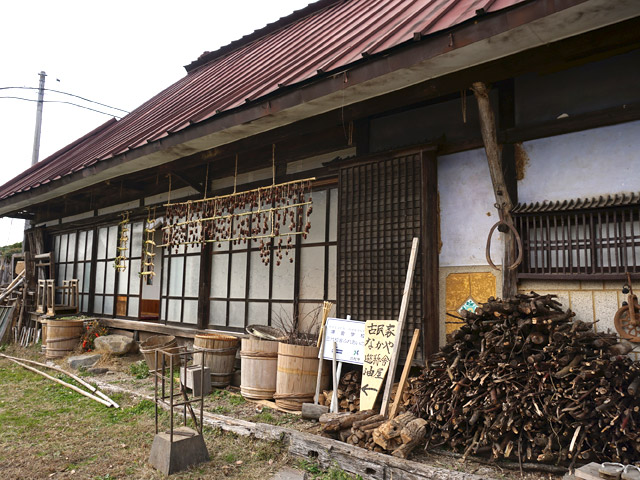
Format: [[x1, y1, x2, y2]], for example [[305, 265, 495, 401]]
[[240, 338, 279, 399], [139, 335, 180, 370], [193, 333, 239, 387], [274, 343, 329, 411], [45, 319, 84, 358]]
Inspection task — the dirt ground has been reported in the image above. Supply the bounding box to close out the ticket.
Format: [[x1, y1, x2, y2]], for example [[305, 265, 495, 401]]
[[0, 344, 566, 479]]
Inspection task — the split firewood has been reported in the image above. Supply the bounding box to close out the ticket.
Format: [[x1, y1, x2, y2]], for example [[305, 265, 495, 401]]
[[321, 409, 375, 433], [392, 418, 428, 459], [321, 370, 362, 412], [372, 412, 415, 450]]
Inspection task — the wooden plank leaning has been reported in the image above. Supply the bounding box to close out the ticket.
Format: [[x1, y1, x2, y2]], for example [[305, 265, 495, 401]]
[[380, 237, 419, 417], [388, 328, 420, 420]]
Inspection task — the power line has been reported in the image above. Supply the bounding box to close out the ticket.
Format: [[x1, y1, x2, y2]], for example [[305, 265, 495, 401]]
[[0, 86, 129, 113], [0, 96, 122, 118]]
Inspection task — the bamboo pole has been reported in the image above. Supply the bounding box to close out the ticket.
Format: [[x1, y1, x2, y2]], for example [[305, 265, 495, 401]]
[[1, 356, 113, 408], [0, 353, 120, 408], [163, 176, 316, 207]]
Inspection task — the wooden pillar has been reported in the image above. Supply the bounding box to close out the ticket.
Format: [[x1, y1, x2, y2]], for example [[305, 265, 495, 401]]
[[421, 150, 439, 359], [197, 242, 212, 330], [471, 81, 518, 298]]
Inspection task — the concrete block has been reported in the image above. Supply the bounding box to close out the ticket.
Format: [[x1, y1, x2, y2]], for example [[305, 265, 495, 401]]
[[569, 291, 594, 324], [519, 279, 581, 292], [594, 290, 621, 334], [148, 426, 209, 475], [553, 291, 571, 311], [579, 280, 604, 290], [604, 280, 626, 291], [180, 366, 211, 397]]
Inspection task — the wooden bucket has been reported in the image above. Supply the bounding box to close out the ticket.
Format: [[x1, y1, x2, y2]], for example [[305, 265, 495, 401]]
[[274, 343, 329, 411], [240, 338, 279, 399], [45, 318, 84, 358], [193, 333, 239, 387], [139, 335, 180, 370]]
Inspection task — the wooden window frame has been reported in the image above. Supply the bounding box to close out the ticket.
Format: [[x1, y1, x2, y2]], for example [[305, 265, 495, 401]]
[[514, 197, 640, 280], [207, 184, 338, 333]]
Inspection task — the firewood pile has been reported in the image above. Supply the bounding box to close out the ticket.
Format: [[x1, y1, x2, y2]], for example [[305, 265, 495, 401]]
[[320, 370, 362, 412], [410, 292, 640, 466], [320, 409, 427, 458], [319, 378, 425, 457]]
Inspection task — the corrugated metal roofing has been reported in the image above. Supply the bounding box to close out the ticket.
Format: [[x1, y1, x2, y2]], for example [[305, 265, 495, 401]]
[[0, 0, 526, 202]]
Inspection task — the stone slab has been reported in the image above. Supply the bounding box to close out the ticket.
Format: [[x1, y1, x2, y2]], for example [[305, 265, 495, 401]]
[[67, 353, 102, 370], [271, 466, 308, 480]]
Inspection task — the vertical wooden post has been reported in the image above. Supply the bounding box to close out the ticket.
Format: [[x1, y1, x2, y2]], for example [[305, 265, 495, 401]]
[[197, 242, 212, 330], [421, 150, 439, 360], [472, 81, 517, 299]]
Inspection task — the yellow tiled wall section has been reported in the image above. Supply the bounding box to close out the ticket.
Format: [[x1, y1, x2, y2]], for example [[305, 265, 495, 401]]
[[445, 272, 496, 334]]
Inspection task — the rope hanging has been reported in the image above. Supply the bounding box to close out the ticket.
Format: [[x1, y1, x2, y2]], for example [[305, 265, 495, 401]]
[[485, 202, 523, 271]]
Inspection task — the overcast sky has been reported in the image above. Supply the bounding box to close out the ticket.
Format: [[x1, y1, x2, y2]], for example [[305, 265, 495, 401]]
[[0, 0, 312, 246]]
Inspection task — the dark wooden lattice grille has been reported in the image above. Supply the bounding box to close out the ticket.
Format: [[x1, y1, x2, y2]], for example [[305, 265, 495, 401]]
[[513, 196, 640, 280], [338, 153, 423, 359]]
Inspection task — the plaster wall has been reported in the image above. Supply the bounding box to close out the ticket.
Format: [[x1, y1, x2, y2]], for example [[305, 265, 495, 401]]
[[438, 148, 504, 267], [518, 120, 640, 204]]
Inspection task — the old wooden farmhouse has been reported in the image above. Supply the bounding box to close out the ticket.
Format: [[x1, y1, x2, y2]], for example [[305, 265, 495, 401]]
[[1, 0, 639, 361]]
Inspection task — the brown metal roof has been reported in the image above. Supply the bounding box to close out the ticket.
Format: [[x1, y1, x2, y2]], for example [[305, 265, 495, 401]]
[[0, 0, 528, 202]]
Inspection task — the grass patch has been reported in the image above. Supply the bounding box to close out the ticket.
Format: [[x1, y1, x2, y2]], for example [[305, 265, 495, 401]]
[[0, 356, 289, 479], [129, 360, 150, 379], [296, 459, 363, 480], [211, 388, 246, 405], [250, 408, 299, 426]]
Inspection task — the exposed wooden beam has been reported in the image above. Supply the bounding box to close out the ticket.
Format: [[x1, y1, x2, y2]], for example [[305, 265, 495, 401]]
[[471, 81, 517, 299]]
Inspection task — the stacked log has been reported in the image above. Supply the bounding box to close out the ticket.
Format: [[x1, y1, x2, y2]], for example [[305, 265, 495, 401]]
[[411, 292, 640, 465], [320, 410, 425, 458], [321, 370, 362, 412]]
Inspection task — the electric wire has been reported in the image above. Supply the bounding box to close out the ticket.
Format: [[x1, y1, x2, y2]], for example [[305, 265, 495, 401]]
[[0, 86, 129, 113], [0, 96, 122, 118]]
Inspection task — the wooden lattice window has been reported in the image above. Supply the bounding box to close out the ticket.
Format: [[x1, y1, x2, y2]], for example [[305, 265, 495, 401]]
[[513, 194, 640, 280], [338, 152, 424, 359]]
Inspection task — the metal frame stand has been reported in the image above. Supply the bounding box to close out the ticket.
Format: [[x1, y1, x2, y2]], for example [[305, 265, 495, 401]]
[[148, 347, 210, 475]]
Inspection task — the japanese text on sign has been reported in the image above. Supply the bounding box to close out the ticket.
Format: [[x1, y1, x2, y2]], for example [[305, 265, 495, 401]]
[[321, 318, 365, 365], [360, 320, 397, 410]]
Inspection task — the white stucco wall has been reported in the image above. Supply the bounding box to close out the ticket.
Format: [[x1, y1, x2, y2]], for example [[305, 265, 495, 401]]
[[518, 120, 640, 204], [438, 148, 504, 267]]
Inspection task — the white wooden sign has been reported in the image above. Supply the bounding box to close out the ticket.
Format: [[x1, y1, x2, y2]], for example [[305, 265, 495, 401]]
[[321, 317, 365, 365]]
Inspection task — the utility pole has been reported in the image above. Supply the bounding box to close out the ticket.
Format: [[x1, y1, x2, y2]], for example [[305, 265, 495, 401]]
[[31, 71, 47, 166], [24, 71, 47, 235]]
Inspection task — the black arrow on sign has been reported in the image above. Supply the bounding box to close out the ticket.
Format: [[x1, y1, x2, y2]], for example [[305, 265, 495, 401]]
[[361, 384, 376, 396]]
